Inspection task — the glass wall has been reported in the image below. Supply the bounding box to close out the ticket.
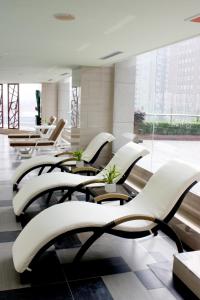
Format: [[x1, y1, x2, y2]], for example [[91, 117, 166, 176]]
[[134, 36, 200, 194], [3, 83, 41, 129], [19, 84, 41, 129]]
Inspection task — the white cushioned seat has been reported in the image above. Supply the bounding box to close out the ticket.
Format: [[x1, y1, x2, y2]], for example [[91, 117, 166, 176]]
[[12, 159, 200, 273], [12, 142, 149, 216], [12, 132, 115, 186]]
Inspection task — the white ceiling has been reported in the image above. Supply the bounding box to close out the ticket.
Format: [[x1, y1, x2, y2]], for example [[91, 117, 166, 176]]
[[0, 0, 200, 83]]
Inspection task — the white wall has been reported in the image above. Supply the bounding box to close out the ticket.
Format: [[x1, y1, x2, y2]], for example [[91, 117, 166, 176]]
[[80, 67, 114, 143], [79, 66, 114, 164], [113, 57, 136, 152], [41, 83, 58, 122], [57, 76, 71, 127]]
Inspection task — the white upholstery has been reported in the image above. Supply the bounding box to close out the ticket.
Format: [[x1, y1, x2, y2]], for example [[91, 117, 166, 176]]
[[12, 142, 149, 216], [82, 132, 115, 162], [12, 159, 200, 273], [12, 132, 115, 185], [126, 160, 200, 219], [11, 155, 75, 185], [13, 173, 100, 216], [98, 142, 149, 182]]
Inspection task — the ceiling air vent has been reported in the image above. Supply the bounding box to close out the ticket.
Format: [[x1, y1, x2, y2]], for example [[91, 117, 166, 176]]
[[100, 51, 123, 60], [185, 14, 200, 23]]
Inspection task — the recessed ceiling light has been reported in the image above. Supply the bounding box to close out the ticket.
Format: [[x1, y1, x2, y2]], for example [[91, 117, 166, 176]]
[[100, 51, 123, 60], [54, 13, 75, 21]]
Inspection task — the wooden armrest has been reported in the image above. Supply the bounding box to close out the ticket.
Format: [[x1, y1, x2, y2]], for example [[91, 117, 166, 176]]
[[76, 178, 105, 189], [72, 166, 99, 174], [94, 193, 130, 203], [113, 215, 155, 226], [103, 215, 183, 253], [55, 151, 74, 157], [57, 157, 77, 165]]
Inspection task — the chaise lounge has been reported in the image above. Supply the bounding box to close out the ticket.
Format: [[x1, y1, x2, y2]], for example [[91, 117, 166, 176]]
[[9, 119, 66, 156], [12, 132, 115, 191], [12, 142, 149, 217], [8, 116, 57, 139], [12, 159, 200, 274]]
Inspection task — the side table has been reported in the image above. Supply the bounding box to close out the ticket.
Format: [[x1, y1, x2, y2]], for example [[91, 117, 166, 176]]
[[173, 250, 200, 299], [86, 183, 138, 205]]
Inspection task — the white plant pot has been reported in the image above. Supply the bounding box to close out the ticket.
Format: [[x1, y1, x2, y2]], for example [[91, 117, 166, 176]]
[[76, 160, 84, 167], [105, 183, 116, 193]]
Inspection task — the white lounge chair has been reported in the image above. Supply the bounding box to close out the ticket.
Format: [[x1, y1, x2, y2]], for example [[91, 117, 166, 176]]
[[12, 132, 115, 191], [12, 159, 200, 274], [9, 119, 66, 157], [8, 116, 57, 139], [13, 142, 149, 217]]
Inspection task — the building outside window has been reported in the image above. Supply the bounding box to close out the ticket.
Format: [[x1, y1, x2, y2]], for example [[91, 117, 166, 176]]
[[134, 36, 200, 194]]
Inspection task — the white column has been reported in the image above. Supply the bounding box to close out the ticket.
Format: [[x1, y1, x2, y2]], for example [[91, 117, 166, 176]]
[[41, 83, 58, 122], [57, 76, 72, 127], [113, 57, 136, 152]]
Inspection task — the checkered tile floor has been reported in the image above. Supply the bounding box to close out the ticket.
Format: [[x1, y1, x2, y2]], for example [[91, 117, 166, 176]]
[[0, 135, 198, 299]]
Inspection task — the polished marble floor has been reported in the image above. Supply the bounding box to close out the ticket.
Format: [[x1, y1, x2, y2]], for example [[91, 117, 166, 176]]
[[0, 134, 198, 299]]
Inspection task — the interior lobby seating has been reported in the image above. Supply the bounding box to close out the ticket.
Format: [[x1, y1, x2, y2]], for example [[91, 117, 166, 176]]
[[12, 132, 115, 191], [0, 1, 200, 299]]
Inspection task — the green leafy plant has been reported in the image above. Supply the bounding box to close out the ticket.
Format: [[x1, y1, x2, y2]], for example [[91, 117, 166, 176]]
[[73, 149, 84, 161], [103, 165, 121, 184], [141, 121, 200, 135], [134, 110, 146, 134]]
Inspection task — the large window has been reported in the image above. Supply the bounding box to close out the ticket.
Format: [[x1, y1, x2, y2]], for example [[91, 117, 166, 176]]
[[2, 83, 41, 129], [134, 36, 200, 194]]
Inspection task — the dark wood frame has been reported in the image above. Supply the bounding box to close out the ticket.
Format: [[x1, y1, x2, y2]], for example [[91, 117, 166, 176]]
[[13, 141, 109, 191], [21, 181, 197, 275], [16, 157, 142, 217]]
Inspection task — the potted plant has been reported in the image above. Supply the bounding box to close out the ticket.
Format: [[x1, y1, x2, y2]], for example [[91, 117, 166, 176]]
[[103, 165, 120, 193], [73, 149, 84, 167]]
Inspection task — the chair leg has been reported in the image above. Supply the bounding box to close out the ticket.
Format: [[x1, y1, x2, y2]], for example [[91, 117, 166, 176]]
[[13, 183, 18, 191], [59, 190, 72, 202], [46, 191, 53, 205], [155, 219, 184, 253], [73, 230, 104, 263], [38, 166, 45, 175]]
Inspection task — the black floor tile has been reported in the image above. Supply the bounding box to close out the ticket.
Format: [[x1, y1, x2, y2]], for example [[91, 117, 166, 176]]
[[20, 251, 66, 286], [0, 283, 73, 300], [63, 256, 131, 281], [0, 230, 21, 243], [54, 234, 82, 249], [135, 269, 164, 289], [70, 277, 113, 300]]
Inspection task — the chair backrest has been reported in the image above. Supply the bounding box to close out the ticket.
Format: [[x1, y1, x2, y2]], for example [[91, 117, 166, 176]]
[[48, 119, 65, 141], [82, 132, 115, 163], [48, 116, 57, 125], [98, 142, 149, 183], [127, 159, 200, 222]]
